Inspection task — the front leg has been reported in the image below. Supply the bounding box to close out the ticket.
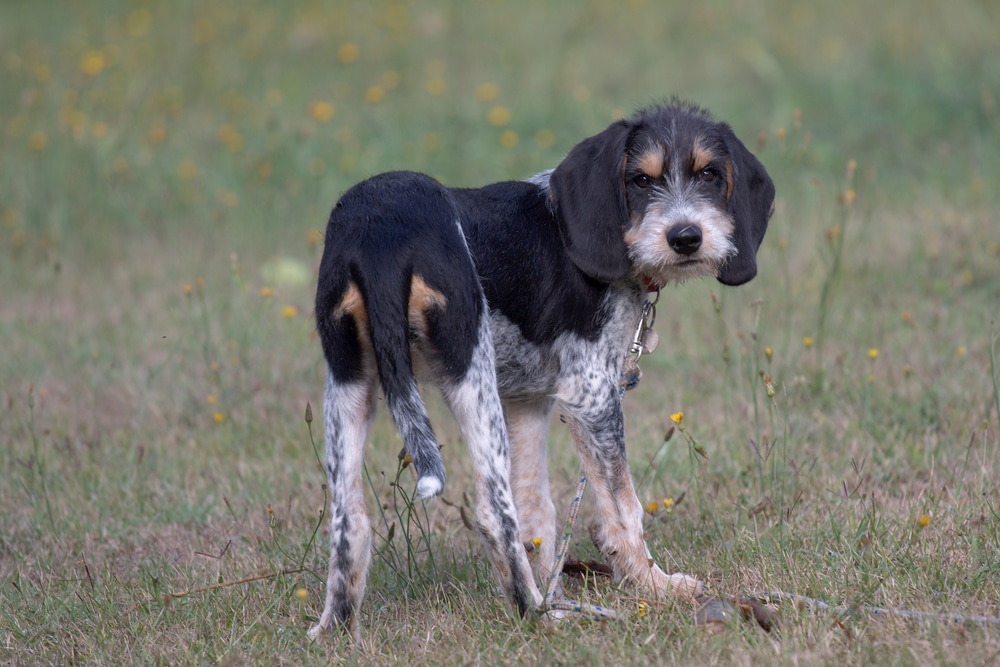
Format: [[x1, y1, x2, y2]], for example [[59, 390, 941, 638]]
[[557, 381, 704, 600]]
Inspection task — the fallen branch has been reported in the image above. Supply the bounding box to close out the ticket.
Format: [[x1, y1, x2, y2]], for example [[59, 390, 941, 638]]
[[125, 567, 306, 614]]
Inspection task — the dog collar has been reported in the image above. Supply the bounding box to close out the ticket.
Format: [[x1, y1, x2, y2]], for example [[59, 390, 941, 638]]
[[641, 275, 660, 292]]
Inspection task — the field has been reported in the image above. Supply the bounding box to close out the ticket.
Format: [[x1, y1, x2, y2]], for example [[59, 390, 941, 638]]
[[2, 0, 999, 664]]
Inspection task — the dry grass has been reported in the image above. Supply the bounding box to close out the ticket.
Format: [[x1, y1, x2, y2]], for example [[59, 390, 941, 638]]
[[2, 0, 1000, 665]]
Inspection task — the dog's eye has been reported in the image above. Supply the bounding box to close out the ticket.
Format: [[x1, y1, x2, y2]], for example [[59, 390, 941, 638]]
[[699, 169, 717, 183], [633, 174, 653, 188]]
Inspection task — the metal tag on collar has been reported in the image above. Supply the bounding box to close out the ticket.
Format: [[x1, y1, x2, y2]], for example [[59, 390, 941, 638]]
[[629, 288, 660, 360]]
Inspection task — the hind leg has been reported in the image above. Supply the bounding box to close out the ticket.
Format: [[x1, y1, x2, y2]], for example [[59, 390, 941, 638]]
[[505, 399, 558, 586], [441, 319, 543, 616], [308, 369, 377, 642]]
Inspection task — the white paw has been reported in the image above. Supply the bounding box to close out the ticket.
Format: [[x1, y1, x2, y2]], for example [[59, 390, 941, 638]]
[[306, 623, 325, 642], [416, 475, 443, 499], [668, 572, 707, 597]]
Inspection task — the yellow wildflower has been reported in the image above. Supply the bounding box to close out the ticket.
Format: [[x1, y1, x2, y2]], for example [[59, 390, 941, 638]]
[[309, 101, 336, 123], [477, 82, 499, 102], [177, 159, 197, 181], [125, 8, 152, 37], [846, 159, 858, 181], [338, 43, 359, 63], [216, 124, 244, 153], [421, 132, 443, 153], [80, 50, 105, 76], [147, 124, 167, 145], [487, 105, 511, 127], [216, 190, 238, 207], [499, 130, 518, 148], [534, 129, 555, 149], [28, 131, 47, 152], [266, 88, 284, 106], [425, 77, 447, 95]]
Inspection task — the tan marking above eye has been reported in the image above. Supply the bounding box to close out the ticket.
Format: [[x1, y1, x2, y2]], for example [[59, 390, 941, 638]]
[[691, 144, 716, 174], [635, 146, 665, 179]]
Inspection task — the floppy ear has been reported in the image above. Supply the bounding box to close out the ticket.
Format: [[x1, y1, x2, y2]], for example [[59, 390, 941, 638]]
[[549, 120, 634, 283], [717, 128, 775, 286]]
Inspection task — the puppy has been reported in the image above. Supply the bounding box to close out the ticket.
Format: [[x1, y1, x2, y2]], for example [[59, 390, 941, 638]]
[[309, 101, 774, 640]]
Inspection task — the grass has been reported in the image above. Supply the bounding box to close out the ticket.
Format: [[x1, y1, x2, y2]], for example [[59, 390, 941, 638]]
[[2, 0, 999, 664]]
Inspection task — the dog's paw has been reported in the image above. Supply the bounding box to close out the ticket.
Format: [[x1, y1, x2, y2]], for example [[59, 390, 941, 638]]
[[666, 571, 708, 598], [308, 618, 362, 643], [416, 475, 443, 499], [306, 622, 326, 642]]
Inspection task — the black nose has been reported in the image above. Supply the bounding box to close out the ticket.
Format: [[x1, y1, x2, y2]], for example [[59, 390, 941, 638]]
[[667, 224, 702, 256]]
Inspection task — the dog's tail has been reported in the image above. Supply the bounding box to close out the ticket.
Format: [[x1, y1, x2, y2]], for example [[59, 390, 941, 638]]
[[365, 273, 447, 500]]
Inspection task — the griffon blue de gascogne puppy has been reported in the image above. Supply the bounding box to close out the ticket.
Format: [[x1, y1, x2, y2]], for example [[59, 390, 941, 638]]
[[309, 101, 774, 639]]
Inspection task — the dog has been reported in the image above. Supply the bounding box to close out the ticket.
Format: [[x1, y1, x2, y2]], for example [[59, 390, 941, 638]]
[[308, 101, 774, 640]]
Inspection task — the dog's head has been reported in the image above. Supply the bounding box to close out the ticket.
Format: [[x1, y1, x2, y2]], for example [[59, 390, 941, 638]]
[[548, 102, 774, 287]]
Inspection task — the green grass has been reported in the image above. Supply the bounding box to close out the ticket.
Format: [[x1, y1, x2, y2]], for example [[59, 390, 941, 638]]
[[2, 0, 999, 664]]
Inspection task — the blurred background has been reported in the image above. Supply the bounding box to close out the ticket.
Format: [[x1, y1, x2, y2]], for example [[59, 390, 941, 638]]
[[3, 1, 996, 259]]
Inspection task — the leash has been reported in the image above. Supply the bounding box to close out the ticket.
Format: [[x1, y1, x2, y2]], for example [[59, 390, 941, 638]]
[[537, 289, 660, 621], [540, 474, 619, 620], [742, 590, 1000, 629]]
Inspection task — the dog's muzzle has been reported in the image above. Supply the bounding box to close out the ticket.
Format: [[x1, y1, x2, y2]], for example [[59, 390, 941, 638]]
[[667, 223, 703, 256]]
